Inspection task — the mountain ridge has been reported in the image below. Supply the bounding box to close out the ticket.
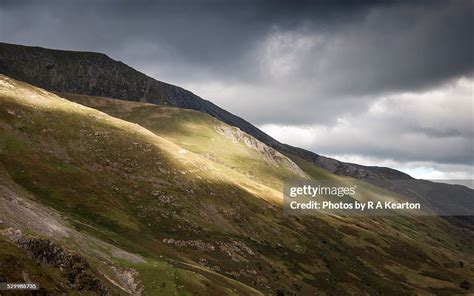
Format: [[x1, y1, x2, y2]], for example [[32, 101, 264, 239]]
[[3, 42, 473, 219], [0, 41, 411, 181]]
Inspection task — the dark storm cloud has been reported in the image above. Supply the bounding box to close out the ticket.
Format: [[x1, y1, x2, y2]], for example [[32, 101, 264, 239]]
[[2, 0, 471, 93], [1, 0, 473, 174], [1, 0, 388, 83]]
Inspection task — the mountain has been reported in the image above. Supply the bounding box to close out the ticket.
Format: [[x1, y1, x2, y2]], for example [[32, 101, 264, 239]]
[[0, 43, 473, 295], [0, 42, 407, 181], [1, 75, 473, 295], [1, 42, 471, 218]]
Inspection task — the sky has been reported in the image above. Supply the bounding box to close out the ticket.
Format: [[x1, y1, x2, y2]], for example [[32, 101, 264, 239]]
[[1, 0, 473, 179]]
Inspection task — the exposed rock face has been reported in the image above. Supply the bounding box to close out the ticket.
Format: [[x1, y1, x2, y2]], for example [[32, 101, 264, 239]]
[[0, 42, 175, 105], [110, 266, 144, 295], [3, 229, 108, 295], [216, 124, 303, 175], [162, 238, 255, 262], [0, 42, 411, 181], [280, 144, 413, 180]]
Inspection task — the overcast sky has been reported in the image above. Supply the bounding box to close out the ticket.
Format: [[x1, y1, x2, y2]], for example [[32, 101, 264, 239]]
[[1, 0, 473, 179]]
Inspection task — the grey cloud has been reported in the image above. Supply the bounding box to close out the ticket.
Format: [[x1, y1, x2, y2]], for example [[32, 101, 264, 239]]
[[212, 0, 473, 125], [260, 77, 473, 167], [1, 0, 472, 172], [2, 0, 471, 95]]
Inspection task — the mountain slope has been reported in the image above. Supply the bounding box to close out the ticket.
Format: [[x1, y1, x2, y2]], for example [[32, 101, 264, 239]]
[[57, 92, 307, 190], [4, 42, 472, 219], [1, 75, 473, 294], [0, 75, 279, 295], [0, 42, 412, 181]]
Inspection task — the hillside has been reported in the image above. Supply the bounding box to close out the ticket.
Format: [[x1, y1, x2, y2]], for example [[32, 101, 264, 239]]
[[2, 42, 472, 220], [1, 75, 473, 294], [56, 93, 307, 191], [0, 42, 416, 180]]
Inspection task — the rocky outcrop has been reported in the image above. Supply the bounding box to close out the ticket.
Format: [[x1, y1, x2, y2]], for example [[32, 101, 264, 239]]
[[278, 144, 413, 180], [162, 238, 255, 262], [3, 228, 109, 295], [109, 266, 144, 295], [216, 124, 304, 175]]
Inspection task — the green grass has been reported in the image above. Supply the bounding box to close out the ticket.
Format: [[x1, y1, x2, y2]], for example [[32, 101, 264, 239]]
[[0, 77, 472, 295], [62, 93, 305, 190]]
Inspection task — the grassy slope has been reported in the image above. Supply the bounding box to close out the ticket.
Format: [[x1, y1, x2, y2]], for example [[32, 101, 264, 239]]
[[0, 76, 472, 295], [0, 76, 266, 295], [60, 92, 474, 294], [58, 92, 308, 191], [59, 93, 432, 212]]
